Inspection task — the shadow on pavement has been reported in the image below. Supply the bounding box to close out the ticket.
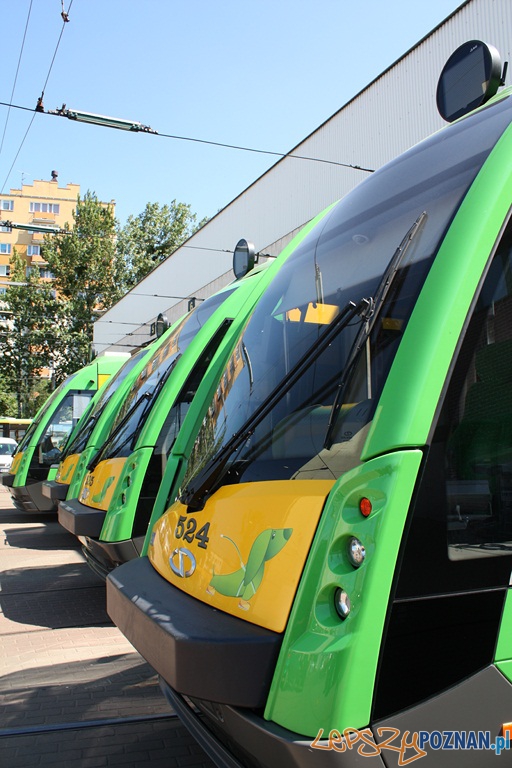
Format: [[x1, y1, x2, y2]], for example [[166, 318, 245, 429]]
[[0, 564, 109, 629], [0, 653, 171, 730], [2, 522, 79, 550]]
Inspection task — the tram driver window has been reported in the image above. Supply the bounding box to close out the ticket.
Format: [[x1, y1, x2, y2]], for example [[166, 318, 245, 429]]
[[444, 232, 512, 560]]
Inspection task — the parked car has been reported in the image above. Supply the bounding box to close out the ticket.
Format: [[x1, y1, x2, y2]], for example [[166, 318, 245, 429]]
[[0, 437, 18, 473]]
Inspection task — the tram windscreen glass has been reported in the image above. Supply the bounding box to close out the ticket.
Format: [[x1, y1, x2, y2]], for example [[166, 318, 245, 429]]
[[95, 287, 236, 461], [62, 349, 146, 458], [37, 389, 94, 466], [16, 372, 78, 453], [182, 94, 512, 496]]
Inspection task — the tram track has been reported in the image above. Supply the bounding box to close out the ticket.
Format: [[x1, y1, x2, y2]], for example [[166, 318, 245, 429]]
[[0, 712, 179, 738], [0, 582, 106, 596], [0, 488, 215, 766]]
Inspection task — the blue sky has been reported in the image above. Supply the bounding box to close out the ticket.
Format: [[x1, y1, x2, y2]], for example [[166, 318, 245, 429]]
[[1, 0, 463, 227]]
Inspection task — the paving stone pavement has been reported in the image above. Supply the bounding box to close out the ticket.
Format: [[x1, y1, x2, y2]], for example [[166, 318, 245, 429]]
[[0, 485, 216, 767]]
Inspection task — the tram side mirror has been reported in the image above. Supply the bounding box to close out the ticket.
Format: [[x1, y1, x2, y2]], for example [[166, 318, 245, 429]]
[[156, 312, 170, 337], [233, 239, 256, 279], [437, 40, 504, 122]]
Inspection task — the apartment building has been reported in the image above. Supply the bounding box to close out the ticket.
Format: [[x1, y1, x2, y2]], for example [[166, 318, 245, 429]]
[[0, 174, 80, 291]]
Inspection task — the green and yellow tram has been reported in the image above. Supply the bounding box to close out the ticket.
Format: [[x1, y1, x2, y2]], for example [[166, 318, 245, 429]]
[[3, 354, 127, 513], [42, 342, 164, 511], [108, 43, 512, 766], [58, 255, 291, 577]]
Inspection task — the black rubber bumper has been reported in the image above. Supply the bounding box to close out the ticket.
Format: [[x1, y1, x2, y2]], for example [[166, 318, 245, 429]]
[[106, 556, 283, 708], [58, 497, 106, 537], [9, 480, 56, 513], [1, 472, 15, 487], [81, 535, 141, 581], [42, 479, 69, 502]]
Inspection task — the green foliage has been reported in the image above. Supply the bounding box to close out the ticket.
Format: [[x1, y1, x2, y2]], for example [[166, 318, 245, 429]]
[[42, 191, 126, 374], [117, 201, 200, 288], [0, 248, 61, 417], [44, 191, 125, 307], [0, 193, 208, 412], [0, 372, 17, 417], [27, 378, 54, 418]]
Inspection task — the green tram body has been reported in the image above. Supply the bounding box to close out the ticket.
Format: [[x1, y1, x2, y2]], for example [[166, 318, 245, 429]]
[[106, 46, 512, 767], [41, 335, 174, 511], [2, 355, 127, 513], [57, 251, 311, 579]]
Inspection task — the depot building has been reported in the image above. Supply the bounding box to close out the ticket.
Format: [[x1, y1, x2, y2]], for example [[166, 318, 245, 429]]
[[94, 0, 512, 356]]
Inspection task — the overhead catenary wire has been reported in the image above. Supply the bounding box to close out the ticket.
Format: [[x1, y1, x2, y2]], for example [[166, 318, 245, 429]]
[[122, 292, 206, 300], [0, 0, 34, 161], [39, 0, 75, 102], [0, 0, 74, 194], [156, 129, 374, 172], [0, 100, 374, 174], [0, 280, 208, 304]]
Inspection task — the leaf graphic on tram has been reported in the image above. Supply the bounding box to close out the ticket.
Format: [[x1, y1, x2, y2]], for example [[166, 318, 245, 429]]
[[206, 527, 293, 610]]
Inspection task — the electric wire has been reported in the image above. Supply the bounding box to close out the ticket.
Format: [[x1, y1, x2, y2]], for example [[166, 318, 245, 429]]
[[156, 130, 374, 172], [0, 0, 74, 194], [0, 100, 374, 174], [40, 0, 74, 98], [123, 292, 205, 300], [0, 116, 37, 196], [0, 0, 33, 160]]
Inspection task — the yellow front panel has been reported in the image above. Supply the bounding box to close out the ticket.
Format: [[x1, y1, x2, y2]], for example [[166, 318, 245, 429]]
[[10, 451, 23, 475], [149, 480, 334, 633], [55, 453, 80, 484], [79, 457, 126, 510]]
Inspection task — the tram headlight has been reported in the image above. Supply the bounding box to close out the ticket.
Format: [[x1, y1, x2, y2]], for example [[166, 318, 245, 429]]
[[334, 588, 351, 620], [348, 536, 366, 567]]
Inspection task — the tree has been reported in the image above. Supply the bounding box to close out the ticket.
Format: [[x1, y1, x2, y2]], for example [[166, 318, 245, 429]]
[[0, 372, 17, 416], [42, 191, 126, 373], [117, 201, 201, 289], [0, 248, 61, 417]]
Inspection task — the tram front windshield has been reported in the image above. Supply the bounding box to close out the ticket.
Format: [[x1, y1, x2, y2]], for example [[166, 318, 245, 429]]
[[61, 349, 147, 459], [15, 373, 78, 454], [92, 287, 236, 465], [183, 95, 512, 501]]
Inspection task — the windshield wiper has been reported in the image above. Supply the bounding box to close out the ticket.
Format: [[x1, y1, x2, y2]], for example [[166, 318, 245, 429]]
[[86, 392, 152, 470], [323, 211, 427, 449], [87, 354, 183, 471], [129, 354, 182, 447], [183, 297, 373, 512]]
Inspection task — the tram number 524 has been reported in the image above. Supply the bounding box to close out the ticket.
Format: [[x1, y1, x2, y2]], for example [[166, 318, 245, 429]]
[[174, 516, 210, 549]]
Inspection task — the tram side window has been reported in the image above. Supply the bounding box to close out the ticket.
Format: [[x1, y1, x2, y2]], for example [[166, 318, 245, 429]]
[[394, 225, 512, 598], [444, 240, 512, 561], [377, 226, 512, 724], [132, 321, 233, 538]]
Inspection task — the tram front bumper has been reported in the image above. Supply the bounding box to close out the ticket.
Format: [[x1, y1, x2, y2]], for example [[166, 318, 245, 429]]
[[1, 472, 15, 488], [107, 557, 385, 768], [106, 556, 282, 709], [9, 480, 56, 513], [58, 497, 106, 537], [81, 534, 140, 581], [42, 479, 69, 502]]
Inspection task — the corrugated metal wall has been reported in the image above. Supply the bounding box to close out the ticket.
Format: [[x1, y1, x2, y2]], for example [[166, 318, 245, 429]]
[[95, 0, 512, 354]]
